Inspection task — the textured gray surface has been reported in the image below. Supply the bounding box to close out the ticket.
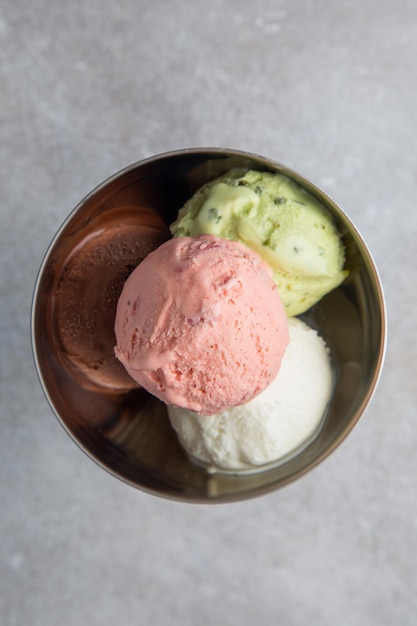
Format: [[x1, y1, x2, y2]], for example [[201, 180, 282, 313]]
[[1, 0, 416, 624]]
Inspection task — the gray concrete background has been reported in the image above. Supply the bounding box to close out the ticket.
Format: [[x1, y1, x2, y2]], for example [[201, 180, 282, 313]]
[[1, 0, 416, 624]]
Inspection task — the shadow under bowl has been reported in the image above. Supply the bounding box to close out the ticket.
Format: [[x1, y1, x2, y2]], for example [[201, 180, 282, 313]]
[[31, 147, 386, 503]]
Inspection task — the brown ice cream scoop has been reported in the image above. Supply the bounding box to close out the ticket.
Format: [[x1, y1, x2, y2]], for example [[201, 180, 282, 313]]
[[53, 206, 170, 391]]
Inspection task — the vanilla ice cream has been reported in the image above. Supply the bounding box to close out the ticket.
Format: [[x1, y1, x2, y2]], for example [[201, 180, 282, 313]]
[[167, 317, 332, 471]]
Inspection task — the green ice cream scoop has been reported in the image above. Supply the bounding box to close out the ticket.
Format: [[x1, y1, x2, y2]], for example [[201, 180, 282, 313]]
[[170, 169, 348, 316]]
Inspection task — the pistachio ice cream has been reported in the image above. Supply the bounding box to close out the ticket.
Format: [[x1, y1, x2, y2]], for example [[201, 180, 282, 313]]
[[171, 169, 347, 316]]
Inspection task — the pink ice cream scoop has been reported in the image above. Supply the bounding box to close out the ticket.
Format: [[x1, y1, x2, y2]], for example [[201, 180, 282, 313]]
[[114, 235, 289, 415]]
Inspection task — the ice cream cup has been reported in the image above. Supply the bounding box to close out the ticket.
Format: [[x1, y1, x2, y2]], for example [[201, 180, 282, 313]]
[[31, 148, 386, 503]]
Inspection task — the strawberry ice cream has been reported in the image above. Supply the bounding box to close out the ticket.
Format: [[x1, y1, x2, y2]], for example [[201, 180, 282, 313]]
[[114, 235, 289, 415]]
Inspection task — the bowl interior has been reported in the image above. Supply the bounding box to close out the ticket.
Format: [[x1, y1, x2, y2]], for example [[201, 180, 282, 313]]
[[32, 148, 386, 503]]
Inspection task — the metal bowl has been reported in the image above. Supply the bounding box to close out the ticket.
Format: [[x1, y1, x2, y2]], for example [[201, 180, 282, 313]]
[[31, 148, 386, 503]]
